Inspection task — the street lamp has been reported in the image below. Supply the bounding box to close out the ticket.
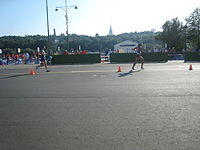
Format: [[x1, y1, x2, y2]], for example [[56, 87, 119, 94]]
[[197, 8, 200, 50], [55, 0, 78, 52], [46, 0, 50, 54]]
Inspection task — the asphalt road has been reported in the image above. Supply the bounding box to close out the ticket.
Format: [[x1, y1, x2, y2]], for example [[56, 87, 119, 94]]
[[0, 61, 200, 150]]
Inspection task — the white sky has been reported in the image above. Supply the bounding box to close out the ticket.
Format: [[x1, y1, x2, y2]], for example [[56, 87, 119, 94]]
[[0, 0, 199, 36]]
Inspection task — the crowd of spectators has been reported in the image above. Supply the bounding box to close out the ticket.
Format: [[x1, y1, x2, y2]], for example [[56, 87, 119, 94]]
[[64, 50, 87, 55], [0, 51, 52, 66], [0, 49, 89, 65]]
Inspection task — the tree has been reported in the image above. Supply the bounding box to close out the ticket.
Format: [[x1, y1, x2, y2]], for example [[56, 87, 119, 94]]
[[156, 18, 185, 52], [185, 8, 200, 50], [0, 32, 162, 54]]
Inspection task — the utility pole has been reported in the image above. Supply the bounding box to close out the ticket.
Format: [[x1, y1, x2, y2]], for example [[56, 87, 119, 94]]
[[198, 8, 200, 50], [56, 0, 77, 52], [46, 0, 50, 54]]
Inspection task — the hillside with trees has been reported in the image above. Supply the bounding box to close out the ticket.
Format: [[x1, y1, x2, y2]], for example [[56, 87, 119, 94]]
[[0, 31, 161, 54]]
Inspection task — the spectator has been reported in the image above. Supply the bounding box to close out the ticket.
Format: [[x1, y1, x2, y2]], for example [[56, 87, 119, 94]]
[[64, 50, 69, 55], [24, 52, 30, 64], [47, 55, 53, 65], [6, 54, 10, 65], [81, 50, 87, 54], [76, 50, 80, 55]]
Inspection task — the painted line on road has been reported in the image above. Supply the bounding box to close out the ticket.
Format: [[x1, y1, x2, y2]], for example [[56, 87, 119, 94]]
[[37, 70, 115, 75], [0, 70, 115, 77], [71, 70, 114, 73], [0, 67, 198, 77]]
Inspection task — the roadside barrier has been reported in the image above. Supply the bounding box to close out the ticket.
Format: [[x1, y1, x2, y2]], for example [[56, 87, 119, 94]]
[[52, 54, 101, 64], [110, 53, 168, 63], [184, 52, 200, 62], [101, 56, 109, 63]]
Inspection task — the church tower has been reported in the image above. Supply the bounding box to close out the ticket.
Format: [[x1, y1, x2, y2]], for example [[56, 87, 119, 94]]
[[109, 25, 113, 36]]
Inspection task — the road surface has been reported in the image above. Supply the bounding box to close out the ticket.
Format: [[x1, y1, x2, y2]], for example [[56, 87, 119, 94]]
[[0, 61, 200, 150]]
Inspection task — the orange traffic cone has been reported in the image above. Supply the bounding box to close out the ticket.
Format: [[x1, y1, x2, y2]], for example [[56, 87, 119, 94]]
[[117, 66, 122, 72], [189, 64, 193, 71], [30, 69, 36, 75]]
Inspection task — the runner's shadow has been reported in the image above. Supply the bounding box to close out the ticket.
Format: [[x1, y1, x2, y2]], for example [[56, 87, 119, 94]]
[[118, 69, 141, 77], [0, 73, 29, 79]]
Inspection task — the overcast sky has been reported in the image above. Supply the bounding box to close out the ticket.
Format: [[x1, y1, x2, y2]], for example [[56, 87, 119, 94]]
[[0, 0, 199, 36]]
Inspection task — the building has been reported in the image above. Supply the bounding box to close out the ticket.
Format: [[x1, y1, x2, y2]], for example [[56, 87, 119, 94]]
[[114, 40, 138, 53], [109, 25, 113, 36]]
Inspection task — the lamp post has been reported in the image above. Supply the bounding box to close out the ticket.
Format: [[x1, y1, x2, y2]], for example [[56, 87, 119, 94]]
[[46, 0, 50, 54], [55, 0, 77, 52], [197, 8, 200, 50]]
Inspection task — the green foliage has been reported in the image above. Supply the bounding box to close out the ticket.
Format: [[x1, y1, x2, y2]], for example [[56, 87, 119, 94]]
[[185, 8, 200, 49], [155, 18, 185, 51], [156, 7, 200, 51], [0, 32, 162, 54], [185, 52, 200, 61]]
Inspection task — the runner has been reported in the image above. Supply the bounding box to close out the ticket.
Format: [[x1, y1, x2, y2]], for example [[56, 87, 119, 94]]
[[36, 50, 50, 72], [132, 43, 144, 70]]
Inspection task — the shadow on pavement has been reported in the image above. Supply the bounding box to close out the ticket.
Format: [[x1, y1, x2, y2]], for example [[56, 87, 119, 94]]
[[0, 73, 30, 79], [118, 69, 141, 77]]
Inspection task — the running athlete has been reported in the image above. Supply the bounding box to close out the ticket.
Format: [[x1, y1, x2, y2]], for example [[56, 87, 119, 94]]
[[36, 50, 50, 72], [132, 43, 144, 70]]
